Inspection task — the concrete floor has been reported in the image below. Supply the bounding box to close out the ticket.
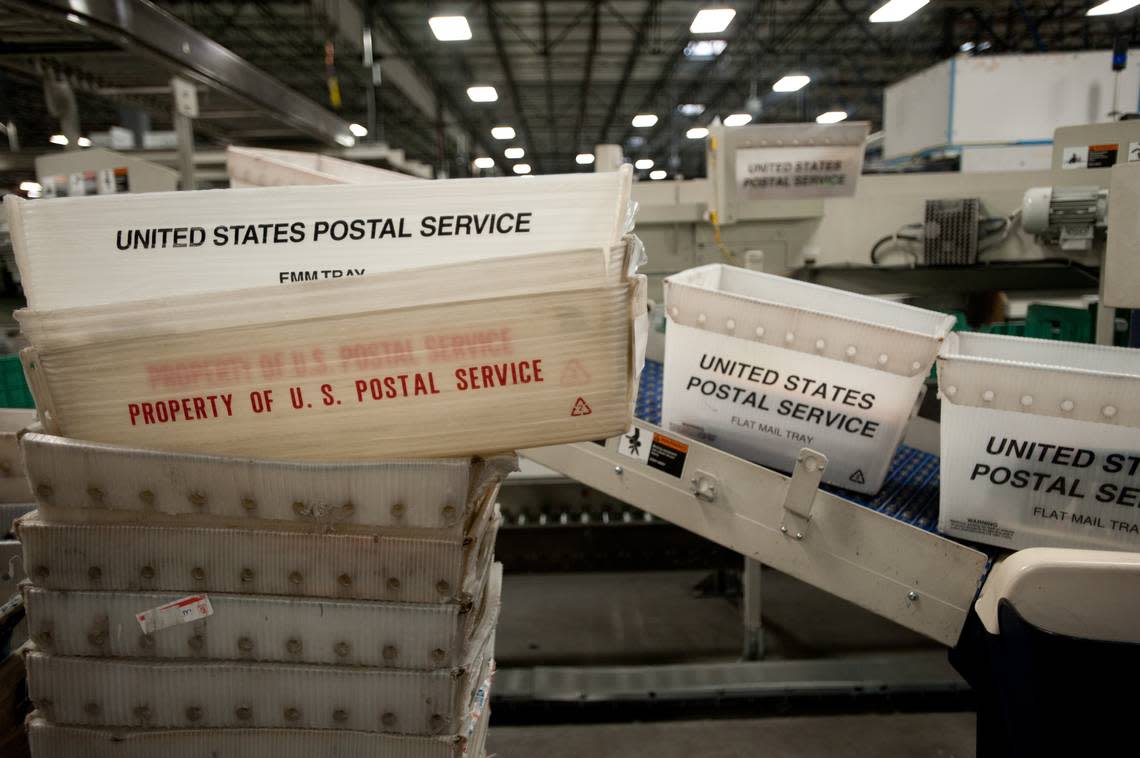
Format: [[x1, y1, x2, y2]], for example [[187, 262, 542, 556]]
[[486, 712, 977, 758], [489, 569, 969, 757]]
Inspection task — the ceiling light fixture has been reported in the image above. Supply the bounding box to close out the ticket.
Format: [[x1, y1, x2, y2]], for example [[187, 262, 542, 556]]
[[77, 136, 92, 147], [576, 153, 595, 165], [772, 75, 810, 92], [634, 158, 654, 170], [491, 125, 515, 139], [19, 181, 41, 192], [473, 157, 495, 169], [683, 40, 728, 58], [349, 123, 368, 137], [869, 0, 930, 23], [466, 85, 498, 102], [690, 8, 736, 34], [678, 104, 706, 116], [513, 163, 532, 175], [504, 147, 525, 159], [49, 134, 68, 146], [686, 126, 710, 139], [816, 111, 849, 124], [723, 113, 752, 127], [631, 114, 658, 128], [1087, 0, 1140, 14], [649, 170, 667, 181], [429, 16, 472, 41]]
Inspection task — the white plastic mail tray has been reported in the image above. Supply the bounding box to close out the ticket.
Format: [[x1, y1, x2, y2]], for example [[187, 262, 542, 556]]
[[19, 251, 645, 462], [25, 625, 494, 735], [22, 431, 514, 534], [24, 563, 502, 671], [26, 708, 491, 758], [663, 264, 954, 493], [16, 508, 498, 605], [938, 331, 1140, 551], [7, 166, 633, 310]]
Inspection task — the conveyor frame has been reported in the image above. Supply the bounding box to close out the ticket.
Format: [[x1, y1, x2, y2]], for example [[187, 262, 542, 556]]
[[523, 424, 988, 648]]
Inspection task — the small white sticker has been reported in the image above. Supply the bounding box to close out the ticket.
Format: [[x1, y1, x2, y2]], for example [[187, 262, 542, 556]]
[[136, 594, 213, 634], [1062, 145, 1089, 170], [1129, 141, 1140, 162]]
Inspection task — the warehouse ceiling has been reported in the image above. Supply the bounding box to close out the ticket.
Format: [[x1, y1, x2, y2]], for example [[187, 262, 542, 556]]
[[1, 0, 1138, 179]]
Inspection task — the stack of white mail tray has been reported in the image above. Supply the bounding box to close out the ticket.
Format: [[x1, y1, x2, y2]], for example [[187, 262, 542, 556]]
[[4, 168, 648, 756], [16, 432, 512, 757]]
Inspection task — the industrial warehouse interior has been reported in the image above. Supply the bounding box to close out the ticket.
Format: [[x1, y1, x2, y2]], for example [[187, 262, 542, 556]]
[[1, 1, 1139, 757]]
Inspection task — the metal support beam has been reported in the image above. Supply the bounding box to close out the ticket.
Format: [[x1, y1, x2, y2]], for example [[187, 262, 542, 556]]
[[371, 3, 504, 174], [635, 0, 774, 155], [597, 0, 660, 145], [573, 2, 602, 155], [523, 424, 988, 647], [486, 0, 543, 172], [1015, 0, 1047, 51], [9, 0, 355, 147], [171, 76, 197, 190], [541, 1, 556, 145], [742, 558, 764, 661], [834, 0, 891, 56]]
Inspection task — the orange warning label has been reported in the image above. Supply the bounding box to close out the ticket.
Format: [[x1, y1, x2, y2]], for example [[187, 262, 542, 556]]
[[652, 433, 688, 454], [571, 397, 592, 416]]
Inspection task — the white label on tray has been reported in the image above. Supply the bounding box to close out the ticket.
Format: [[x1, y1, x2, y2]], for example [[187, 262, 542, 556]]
[[136, 594, 213, 634], [940, 404, 1140, 551], [735, 145, 863, 199], [662, 325, 922, 492]]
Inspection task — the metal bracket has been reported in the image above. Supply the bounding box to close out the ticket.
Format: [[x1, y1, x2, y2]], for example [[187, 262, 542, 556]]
[[690, 470, 719, 502], [780, 448, 827, 540]]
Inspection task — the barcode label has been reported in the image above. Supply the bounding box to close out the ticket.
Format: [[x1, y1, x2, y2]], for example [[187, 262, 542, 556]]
[[136, 594, 213, 633]]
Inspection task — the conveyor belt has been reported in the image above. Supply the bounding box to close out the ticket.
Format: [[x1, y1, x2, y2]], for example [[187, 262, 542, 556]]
[[635, 360, 941, 534]]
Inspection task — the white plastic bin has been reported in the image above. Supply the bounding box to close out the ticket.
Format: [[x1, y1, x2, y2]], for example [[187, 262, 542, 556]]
[[938, 332, 1140, 550], [663, 265, 955, 493], [22, 431, 514, 534], [23, 563, 501, 670]]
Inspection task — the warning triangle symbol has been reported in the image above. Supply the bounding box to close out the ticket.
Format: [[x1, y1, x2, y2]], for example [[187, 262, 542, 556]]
[[570, 397, 593, 416], [849, 469, 866, 485], [561, 359, 591, 386]]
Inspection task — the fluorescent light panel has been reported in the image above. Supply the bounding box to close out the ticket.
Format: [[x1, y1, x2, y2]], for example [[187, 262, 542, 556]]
[[466, 85, 498, 102], [19, 181, 41, 192], [686, 127, 709, 139], [678, 103, 706, 116], [650, 170, 667, 180], [634, 158, 654, 170], [724, 113, 752, 127], [869, 0, 930, 22], [816, 111, 848, 124], [575, 153, 595, 165], [491, 125, 515, 139], [473, 157, 495, 169], [513, 163, 532, 174], [690, 8, 736, 33], [504, 147, 525, 159], [77, 136, 92, 147], [631, 114, 658, 127], [49, 134, 68, 145], [1088, 0, 1140, 14], [683, 40, 728, 58], [348, 123, 367, 137], [429, 15, 472, 41], [772, 75, 810, 92]]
